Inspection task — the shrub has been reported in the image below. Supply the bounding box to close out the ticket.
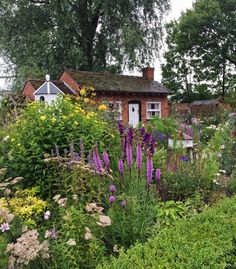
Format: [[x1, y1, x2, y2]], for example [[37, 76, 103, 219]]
[[97, 196, 236, 269], [0, 97, 119, 189]]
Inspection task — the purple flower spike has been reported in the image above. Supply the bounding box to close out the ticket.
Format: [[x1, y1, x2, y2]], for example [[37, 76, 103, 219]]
[[155, 169, 161, 181], [109, 195, 116, 204], [146, 154, 153, 191], [127, 128, 134, 145], [80, 139, 84, 161], [126, 140, 132, 170], [103, 151, 110, 168], [136, 143, 142, 174], [121, 200, 126, 208], [93, 144, 103, 176], [118, 159, 124, 175], [109, 184, 116, 193], [140, 126, 145, 136], [70, 141, 75, 161], [118, 122, 124, 135]]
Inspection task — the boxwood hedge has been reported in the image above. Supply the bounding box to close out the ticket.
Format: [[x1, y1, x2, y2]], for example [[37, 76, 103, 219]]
[[97, 196, 236, 269]]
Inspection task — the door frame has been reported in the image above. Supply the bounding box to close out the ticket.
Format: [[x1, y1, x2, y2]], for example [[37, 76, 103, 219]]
[[128, 100, 141, 124]]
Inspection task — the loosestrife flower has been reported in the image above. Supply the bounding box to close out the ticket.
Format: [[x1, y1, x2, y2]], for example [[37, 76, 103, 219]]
[[127, 128, 134, 145], [80, 139, 84, 161], [136, 143, 142, 174], [109, 195, 116, 205], [140, 126, 146, 136], [70, 141, 75, 161], [93, 144, 103, 176], [109, 185, 116, 193], [126, 140, 132, 170], [146, 154, 153, 191], [118, 122, 124, 135], [103, 151, 110, 168], [1, 222, 10, 232]]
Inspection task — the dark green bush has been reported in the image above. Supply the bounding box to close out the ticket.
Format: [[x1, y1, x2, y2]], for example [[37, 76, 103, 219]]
[[97, 196, 236, 269]]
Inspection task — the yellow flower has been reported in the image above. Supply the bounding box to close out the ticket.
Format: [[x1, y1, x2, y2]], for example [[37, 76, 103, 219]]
[[51, 117, 56, 123], [40, 115, 46, 121], [84, 98, 90, 103], [79, 89, 86, 96], [98, 104, 107, 111]]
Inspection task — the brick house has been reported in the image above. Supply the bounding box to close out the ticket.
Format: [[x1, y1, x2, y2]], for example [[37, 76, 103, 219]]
[[22, 67, 172, 127], [59, 68, 172, 127]]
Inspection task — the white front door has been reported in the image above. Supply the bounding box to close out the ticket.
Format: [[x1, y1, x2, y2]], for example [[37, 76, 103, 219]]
[[129, 103, 140, 127]]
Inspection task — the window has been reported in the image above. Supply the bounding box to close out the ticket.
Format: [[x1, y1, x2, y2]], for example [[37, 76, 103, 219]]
[[109, 101, 122, 120], [146, 102, 161, 119]]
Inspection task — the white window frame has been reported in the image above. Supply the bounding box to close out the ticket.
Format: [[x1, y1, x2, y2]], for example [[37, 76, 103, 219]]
[[146, 102, 161, 119], [109, 101, 122, 121]]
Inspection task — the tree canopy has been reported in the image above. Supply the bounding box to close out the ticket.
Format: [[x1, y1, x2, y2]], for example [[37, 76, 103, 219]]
[[0, 0, 170, 88], [162, 0, 236, 103]]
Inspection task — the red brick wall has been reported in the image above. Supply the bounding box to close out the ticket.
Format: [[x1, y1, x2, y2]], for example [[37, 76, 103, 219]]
[[60, 71, 169, 124], [22, 81, 36, 101], [60, 71, 80, 91], [94, 94, 169, 124]]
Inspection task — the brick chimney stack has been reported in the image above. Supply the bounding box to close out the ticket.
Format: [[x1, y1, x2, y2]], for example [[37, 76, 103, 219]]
[[142, 67, 154, 80]]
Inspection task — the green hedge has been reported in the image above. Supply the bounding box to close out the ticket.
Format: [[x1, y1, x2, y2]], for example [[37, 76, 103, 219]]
[[97, 197, 236, 269]]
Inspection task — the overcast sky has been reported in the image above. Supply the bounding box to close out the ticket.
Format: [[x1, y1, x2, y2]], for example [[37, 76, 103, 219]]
[[0, 0, 194, 89]]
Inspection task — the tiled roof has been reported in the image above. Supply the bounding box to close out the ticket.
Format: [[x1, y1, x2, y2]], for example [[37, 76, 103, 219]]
[[190, 99, 220, 106], [65, 70, 173, 94], [28, 80, 74, 95]]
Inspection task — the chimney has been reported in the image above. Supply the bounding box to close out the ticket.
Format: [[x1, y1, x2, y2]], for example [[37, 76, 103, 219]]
[[142, 67, 154, 80]]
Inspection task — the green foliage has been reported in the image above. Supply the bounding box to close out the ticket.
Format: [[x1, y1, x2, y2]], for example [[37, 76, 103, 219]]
[[106, 161, 157, 250], [162, 0, 236, 102], [45, 205, 106, 269], [148, 117, 177, 137], [0, 236, 8, 268], [227, 169, 236, 194], [0, 0, 170, 89], [97, 196, 236, 269], [154, 194, 206, 228], [0, 97, 118, 189], [160, 150, 218, 201], [42, 155, 107, 201]]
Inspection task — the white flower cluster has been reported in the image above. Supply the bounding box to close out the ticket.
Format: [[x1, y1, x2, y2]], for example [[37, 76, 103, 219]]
[[6, 230, 49, 269]]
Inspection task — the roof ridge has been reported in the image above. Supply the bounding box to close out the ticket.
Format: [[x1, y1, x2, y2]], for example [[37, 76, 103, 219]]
[[66, 69, 157, 81]]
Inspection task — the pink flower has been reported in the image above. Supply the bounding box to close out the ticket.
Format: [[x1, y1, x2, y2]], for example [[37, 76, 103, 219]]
[[221, 145, 225, 150], [1, 222, 10, 232], [109, 195, 116, 204], [121, 200, 126, 208], [109, 185, 116, 193], [44, 210, 51, 220]]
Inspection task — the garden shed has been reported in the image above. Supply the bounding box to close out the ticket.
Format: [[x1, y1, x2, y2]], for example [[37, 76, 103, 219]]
[[190, 99, 220, 116]]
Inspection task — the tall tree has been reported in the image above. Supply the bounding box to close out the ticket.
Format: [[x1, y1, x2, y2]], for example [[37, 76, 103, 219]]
[[0, 0, 170, 88], [162, 0, 236, 102]]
